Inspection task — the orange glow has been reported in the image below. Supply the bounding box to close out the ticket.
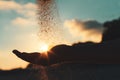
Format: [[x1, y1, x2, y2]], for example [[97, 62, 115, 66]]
[[38, 43, 50, 53]]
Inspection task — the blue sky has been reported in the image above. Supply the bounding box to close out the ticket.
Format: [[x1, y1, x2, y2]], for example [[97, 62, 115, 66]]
[[57, 0, 120, 22], [0, 0, 120, 70]]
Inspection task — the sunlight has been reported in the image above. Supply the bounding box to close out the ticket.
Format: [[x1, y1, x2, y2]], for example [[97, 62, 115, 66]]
[[39, 43, 49, 53]]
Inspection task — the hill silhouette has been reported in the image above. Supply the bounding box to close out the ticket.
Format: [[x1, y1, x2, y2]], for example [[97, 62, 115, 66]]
[[0, 67, 41, 80], [1, 64, 120, 80]]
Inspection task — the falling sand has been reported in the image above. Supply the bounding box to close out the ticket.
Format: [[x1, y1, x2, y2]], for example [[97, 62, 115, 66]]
[[37, 0, 69, 49], [36, 0, 103, 52]]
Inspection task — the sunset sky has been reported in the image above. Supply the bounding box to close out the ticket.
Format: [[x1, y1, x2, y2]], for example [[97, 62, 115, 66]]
[[0, 0, 120, 70]]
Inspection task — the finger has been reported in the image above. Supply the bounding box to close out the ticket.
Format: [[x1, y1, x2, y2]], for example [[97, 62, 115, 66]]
[[12, 50, 48, 66], [12, 49, 21, 55]]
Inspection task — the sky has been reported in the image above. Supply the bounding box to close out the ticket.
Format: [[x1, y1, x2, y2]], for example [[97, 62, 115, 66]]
[[0, 0, 120, 70]]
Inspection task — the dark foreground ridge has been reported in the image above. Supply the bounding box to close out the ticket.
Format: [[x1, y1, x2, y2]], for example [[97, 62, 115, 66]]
[[1, 64, 120, 80], [0, 68, 41, 80]]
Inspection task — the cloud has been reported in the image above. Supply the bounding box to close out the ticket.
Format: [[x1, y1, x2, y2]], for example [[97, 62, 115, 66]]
[[64, 19, 105, 43], [0, 1, 37, 13], [0, 1, 22, 10], [16, 3, 37, 18], [0, 1, 37, 27], [11, 17, 37, 27], [23, 3, 37, 10]]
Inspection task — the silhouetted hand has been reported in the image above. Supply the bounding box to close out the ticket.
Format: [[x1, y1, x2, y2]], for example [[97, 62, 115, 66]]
[[12, 39, 120, 66], [12, 49, 49, 66]]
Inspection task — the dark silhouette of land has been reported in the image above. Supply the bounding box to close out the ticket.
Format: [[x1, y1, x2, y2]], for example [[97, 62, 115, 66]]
[[0, 67, 41, 80], [1, 64, 120, 80]]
